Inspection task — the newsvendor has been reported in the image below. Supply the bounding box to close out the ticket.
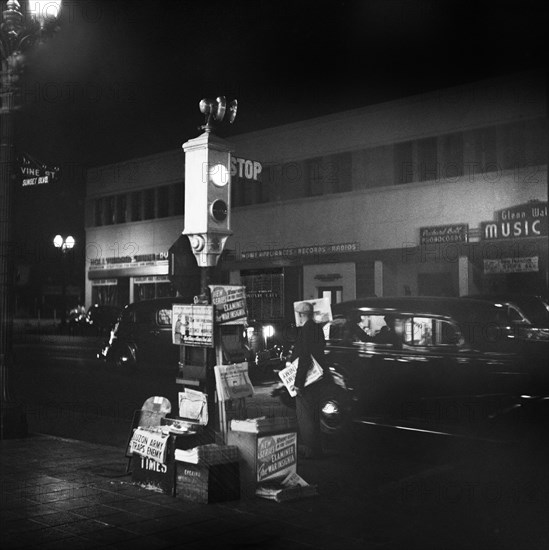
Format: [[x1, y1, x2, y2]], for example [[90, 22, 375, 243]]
[[289, 302, 329, 459]]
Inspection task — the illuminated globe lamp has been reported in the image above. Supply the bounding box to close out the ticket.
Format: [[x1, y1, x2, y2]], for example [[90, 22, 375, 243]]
[[53, 234, 75, 251]]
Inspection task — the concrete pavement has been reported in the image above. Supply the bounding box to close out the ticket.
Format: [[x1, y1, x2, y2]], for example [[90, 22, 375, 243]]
[[1, 433, 393, 550], [2, 428, 549, 549]]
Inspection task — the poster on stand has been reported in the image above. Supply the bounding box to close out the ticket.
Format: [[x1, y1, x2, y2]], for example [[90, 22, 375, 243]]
[[129, 427, 170, 464], [172, 304, 214, 347], [256, 432, 297, 483], [214, 362, 254, 402], [209, 285, 248, 325]]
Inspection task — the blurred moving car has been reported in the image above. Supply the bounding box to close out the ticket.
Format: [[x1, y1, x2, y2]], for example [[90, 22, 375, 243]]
[[464, 294, 549, 341], [85, 304, 122, 336], [67, 304, 121, 336], [98, 297, 190, 368], [273, 296, 549, 440], [98, 297, 252, 370]]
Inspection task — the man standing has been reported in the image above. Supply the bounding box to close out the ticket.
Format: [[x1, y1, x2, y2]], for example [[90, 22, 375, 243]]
[[291, 301, 327, 458]]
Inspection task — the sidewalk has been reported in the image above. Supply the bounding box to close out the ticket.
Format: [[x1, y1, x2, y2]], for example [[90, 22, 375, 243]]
[[0, 434, 392, 550]]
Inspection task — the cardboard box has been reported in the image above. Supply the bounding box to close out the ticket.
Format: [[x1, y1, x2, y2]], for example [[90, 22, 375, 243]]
[[227, 429, 297, 498], [176, 462, 240, 503]]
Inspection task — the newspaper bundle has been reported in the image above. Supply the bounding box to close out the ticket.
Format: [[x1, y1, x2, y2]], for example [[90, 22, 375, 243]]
[[278, 356, 323, 397]]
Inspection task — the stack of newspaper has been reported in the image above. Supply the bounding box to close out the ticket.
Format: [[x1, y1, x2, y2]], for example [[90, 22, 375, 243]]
[[174, 443, 239, 465], [229, 416, 297, 434], [255, 472, 318, 503]]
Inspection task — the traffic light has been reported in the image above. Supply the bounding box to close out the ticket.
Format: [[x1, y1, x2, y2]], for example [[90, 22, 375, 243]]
[[182, 130, 234, 266], [182, 96, 237, 267]]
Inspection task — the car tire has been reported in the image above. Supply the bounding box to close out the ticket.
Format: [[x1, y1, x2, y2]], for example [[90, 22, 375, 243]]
[[317, 382, 351, 435]]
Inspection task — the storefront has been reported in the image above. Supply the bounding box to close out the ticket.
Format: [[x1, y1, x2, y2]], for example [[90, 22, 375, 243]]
[[88, 252, 175, 306], [86, 72, 547, 316]]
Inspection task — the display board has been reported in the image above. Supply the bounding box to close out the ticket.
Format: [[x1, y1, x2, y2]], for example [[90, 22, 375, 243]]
[[172, 304, 214, 347]]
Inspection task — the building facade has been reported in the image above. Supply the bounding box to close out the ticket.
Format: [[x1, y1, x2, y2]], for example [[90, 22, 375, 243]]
[[85, 71, 548, 328]]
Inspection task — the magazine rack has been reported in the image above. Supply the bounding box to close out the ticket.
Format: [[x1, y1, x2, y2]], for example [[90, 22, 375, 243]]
[[214, 362, 254, 442]]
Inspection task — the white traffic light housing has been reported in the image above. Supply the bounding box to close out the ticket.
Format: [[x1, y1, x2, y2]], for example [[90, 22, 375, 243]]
[[182, 131, 234, 267]]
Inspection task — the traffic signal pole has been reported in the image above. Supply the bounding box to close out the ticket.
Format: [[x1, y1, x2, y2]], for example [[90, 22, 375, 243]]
[[179, 96, 237, 438]]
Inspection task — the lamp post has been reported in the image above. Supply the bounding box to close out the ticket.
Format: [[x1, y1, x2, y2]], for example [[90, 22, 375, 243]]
[[1, 0, 62, 439], [53, 234, 74, 327]]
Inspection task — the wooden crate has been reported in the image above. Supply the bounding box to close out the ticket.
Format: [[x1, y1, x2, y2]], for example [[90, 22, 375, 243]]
[[176, 462, 240, 503]]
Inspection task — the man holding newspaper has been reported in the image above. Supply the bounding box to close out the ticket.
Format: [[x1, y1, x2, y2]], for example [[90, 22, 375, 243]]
[[287, 301, 331, 459]]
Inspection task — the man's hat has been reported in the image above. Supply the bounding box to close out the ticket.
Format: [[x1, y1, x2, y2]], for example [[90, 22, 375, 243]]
[[295, 302, 314, 314]]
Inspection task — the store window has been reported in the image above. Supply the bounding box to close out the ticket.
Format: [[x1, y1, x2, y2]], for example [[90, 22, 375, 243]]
[[355, 145, 393, 189], [394, 141, 414, 184], [158, 185, 170, 218], [440, 133, 464, 179], [105, 195, 116, 225], [241, 269, 284, 321], [91, 282, 118, 306], [471, 127, 497, 173], [143, 188, 155, 220], [133, 276, 175, 302], [417, 137, 438, 182], [131, 191, 142, 221], [116, 194, 127, 224], [94, 198, 103, 226], [173, 182, 184, 215]]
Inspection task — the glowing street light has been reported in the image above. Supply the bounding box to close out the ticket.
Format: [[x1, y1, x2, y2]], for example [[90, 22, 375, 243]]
[[53, 234, 75, 251]]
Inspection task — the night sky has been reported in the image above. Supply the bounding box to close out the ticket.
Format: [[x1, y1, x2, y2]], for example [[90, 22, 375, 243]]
[[12, 0, 548, 264]]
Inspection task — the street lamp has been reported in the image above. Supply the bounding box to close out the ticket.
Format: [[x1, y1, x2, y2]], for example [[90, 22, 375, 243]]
[[1, 0, 62, 439], [53, 234, 74, 251], [53, 234, 74, 327]]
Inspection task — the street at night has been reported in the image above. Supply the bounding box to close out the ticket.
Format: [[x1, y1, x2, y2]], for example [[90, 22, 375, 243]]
[[6, 334, 549, 548], [1, 1, 548, 549]]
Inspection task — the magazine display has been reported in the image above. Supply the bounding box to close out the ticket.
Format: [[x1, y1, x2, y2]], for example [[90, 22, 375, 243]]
[[214, 362, 254, 402]]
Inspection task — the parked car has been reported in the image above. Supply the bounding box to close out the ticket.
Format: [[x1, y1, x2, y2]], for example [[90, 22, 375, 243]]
[[98, 297, 252, 369], [464, 294, 549, 341], [274, 296, 549, 441]]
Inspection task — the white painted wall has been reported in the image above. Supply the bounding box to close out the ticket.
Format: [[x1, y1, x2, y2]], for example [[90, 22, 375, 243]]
[[229, 167, 547, 257]]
